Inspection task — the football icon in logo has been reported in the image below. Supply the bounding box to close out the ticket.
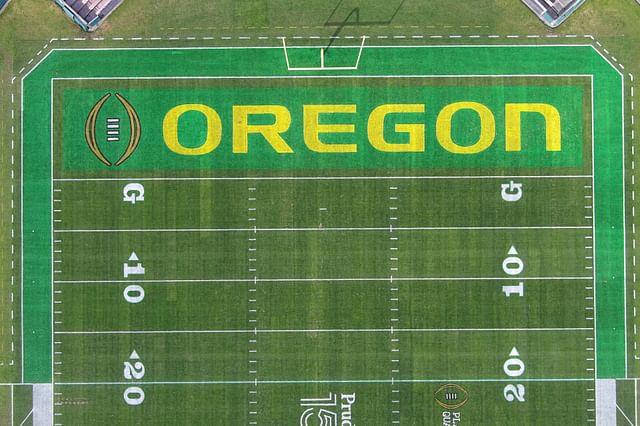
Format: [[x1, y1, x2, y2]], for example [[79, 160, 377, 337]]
[[85, 93, 141, 167], [434, 384, 469, 410]]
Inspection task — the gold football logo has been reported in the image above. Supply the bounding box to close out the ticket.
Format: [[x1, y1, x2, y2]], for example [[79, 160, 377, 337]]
[[85, 93, 141, 166], [434, 383, 469, 410]]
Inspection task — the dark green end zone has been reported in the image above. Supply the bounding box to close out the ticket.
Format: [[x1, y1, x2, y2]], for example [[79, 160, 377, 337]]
[[21, 44, 624, 388]]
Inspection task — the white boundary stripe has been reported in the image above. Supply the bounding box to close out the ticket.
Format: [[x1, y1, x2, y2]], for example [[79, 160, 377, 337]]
[[590, 73, 599, 422], [622, 60, 629, 378], [21, 42, 624, 417], [54, 276, 594, 284], [53, 225, 592, 233], [54, 378, 594, 386], [53, 175, 593, 182], [54, 327, 592, 335], [50, 78, 55, 419], [52, 73, 593, 80], [20, 66, 24, 383], [31, 43, 601, 55]]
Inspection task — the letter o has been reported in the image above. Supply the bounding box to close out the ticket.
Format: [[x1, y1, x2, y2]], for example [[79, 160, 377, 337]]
[[436, 102, 496, 154], [163, 104, 222, 155]]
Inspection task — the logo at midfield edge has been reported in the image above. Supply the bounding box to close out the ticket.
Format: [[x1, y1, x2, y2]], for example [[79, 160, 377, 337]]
[[84, 93, 141, 167]]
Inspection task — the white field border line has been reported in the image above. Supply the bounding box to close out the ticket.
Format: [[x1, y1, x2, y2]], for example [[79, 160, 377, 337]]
[[54, 378, 594, 386], [53, 73, 593, 80], [49, 80, 55, 419], [54, 327, 592, 335], [53, 276, 594, 284], [54, 225, 593, 233], [622, 59, 629, 378], [158, 25, 492, 31], [29, 43, 601, 56], [632, 72, 640, 362], [53, 175, 594, 182], [50, 83, 59, 418], [1, 73, 17, 369], [587, 76, 598, 421], [27, 40, 621, 387], [20, 69, 24, 382]]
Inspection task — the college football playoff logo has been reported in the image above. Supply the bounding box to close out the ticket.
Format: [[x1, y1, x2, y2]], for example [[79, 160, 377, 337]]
[[85, 93, 141, 166]]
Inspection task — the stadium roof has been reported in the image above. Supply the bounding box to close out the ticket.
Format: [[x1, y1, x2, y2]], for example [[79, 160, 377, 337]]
[[520, 0, 587, 27], [53, 0, 124, 32], [0, 0, 11, 15]]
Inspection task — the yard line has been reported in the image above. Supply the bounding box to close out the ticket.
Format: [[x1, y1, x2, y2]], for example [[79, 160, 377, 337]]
[[55, 378, 594, 386], [55, 327, 591, 335], [54, 276, 594, 284], [54, 225, 592, 233], [53, 174, 592, 182]]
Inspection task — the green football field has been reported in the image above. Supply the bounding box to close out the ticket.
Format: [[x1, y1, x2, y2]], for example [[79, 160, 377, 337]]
[[3, 40, 628, 425]]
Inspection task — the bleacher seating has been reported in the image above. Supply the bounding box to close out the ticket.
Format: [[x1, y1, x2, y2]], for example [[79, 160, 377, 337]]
[[53, 0, 124, 31], [0, 0, 11, 15]]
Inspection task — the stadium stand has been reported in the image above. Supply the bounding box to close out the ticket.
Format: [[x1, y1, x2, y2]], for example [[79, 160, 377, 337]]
[[0, 0, 11, 15], [520, 0, 586, 27], [53, 0, 124, 31]]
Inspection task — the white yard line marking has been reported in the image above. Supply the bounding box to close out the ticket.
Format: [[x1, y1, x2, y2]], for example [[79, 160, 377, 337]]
[[54, 377, 594, 386], [54, 276, 594, 284], [53, 225, 592, 233], [159, 25, 490, 31], [55, 327, 591, 335], [630, 74, 640, 364], [53, 175, 592, 182], [6, 80, 16, 368]]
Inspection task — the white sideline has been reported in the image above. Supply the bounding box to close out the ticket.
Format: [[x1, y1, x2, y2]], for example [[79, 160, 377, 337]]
[[54, 327, 592, 335], [53, 174, 593, 182], [53, 225, 592, 234], [53, 276, 594, 284], [54, 377, 594, 386]]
